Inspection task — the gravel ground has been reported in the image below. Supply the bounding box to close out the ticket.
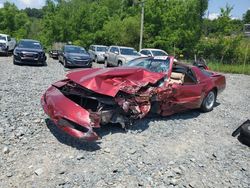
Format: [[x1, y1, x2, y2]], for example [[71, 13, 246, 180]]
[[0, 55, 249, 188]]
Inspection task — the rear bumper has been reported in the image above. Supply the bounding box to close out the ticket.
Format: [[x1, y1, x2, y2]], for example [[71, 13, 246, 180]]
[[50, 54, 58, 59], [41, 85, 99, 141]]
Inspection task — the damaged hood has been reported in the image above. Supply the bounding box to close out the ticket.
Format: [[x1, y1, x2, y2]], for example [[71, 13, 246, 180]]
[[66, 67, 166, 97]]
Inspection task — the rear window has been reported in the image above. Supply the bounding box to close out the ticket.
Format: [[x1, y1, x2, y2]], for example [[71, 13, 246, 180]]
[[152, 50, 167, 56], [120, 48, 139, 56], [96, 47, 107, 52]]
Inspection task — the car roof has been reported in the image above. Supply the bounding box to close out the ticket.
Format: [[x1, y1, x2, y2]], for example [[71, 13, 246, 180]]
[[140, 48, 165, 51], [110, 46, 135, 49], [0, 34, 9, 37], [20, 39, 40, 43], [64, 45, 83, 48], [91, 45, 108, 47]]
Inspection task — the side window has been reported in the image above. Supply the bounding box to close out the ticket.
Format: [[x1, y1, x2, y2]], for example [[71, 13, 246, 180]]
[[140, 50, 147, 55], [115, 47, 119, 53], [110, 47, 116, 53], [183, 69, 197, 84], [7, 36, 11, 42], [146, 50, 152, 56]]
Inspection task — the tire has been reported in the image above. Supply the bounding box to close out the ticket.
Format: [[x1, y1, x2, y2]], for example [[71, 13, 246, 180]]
[[240, 121, 250, 138], [201, 90, 216, 112], [104, 59, 109, 67], [63, 58, 68, 68], [5, 47, 9, 56], [94, 56, 98, 64], [238, 135, 250, 147], [13, 59, 17, 65], [117, 61, 123, 67]]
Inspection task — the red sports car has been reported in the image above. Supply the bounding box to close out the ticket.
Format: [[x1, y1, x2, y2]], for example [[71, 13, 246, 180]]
[[41, 56, 226, 141]]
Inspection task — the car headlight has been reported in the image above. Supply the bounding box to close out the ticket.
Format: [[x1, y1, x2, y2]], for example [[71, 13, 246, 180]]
[[67, 56, 74, 60], [14, 50, 21, 56], [1, 43, 6, 48]]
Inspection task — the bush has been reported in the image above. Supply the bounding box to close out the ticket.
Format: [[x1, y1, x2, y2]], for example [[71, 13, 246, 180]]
[[195, 36, 248, 64]]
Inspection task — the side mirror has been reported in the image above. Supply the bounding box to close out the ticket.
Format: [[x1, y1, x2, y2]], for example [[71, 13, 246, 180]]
[[114, 51, 119, 55]]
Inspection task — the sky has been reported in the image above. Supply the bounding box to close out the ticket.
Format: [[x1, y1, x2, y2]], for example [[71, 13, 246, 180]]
[[0, 0, 250, 20], [207, 0, 250, 20]]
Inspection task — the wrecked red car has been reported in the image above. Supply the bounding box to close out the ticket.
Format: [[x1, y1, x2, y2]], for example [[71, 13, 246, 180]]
[[41, 56, 226, 141]]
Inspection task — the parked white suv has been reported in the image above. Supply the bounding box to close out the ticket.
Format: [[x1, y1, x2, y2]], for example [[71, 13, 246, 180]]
[[88, 45, 108, 63], [104, 46, 141, 67], [139, 48, 168, 57], [0, 34, 16, 55]]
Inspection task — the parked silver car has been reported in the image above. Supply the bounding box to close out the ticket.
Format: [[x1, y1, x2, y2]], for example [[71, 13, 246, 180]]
[[139, 48, 168, 57], [88, 45, 108, 63], [104, 46, 141, 67]]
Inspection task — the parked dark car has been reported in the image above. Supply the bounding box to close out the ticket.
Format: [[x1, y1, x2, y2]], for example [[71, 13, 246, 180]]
[[58, 45, 92, 68], [13, 39, 47, 66], [49, 50, 59, 59]]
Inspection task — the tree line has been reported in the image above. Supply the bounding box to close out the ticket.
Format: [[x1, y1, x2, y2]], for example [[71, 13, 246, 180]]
[[0, 0, 250, 64]]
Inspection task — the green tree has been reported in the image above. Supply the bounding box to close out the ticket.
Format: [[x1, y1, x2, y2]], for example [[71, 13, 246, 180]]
[[243, 10, 250, 24], [0, 2, 30, 39]]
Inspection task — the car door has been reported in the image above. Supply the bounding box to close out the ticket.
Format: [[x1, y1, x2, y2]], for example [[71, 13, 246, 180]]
[[59, 47, 65, 62], [113, 47, 120, 66], [109, 47, 117, 65], [157, 59, 205, 116], [88, 45, 94, 59], [170, 69, 204, 111], [7, 36, 13, 50]]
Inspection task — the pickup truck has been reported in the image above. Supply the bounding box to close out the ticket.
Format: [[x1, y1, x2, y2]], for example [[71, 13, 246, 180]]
[[0, 34, 16, 55], [104, 46, 141, 67]]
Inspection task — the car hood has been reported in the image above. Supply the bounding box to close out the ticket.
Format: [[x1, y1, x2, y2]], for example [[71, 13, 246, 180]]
[[66, 53, 90, 59], [66, 67, 166, 97], [0, 40, 6, 43], [16, 47, 44, 53]]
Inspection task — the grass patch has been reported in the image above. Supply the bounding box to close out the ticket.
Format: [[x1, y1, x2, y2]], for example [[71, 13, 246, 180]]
[[207, 61, 250, 75]]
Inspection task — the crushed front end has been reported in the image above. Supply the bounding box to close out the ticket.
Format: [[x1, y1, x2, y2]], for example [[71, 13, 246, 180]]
[[41, 74, 173, 141]]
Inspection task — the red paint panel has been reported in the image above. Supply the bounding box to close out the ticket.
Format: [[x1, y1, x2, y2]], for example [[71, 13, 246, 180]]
[[66, 67, 166, 97]]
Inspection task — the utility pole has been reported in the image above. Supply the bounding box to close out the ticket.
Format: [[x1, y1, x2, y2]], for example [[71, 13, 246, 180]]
[[139, 1, 145, 51]]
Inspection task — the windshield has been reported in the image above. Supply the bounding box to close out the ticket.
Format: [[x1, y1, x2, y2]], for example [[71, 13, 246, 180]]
[[65, 46, 86, 54], [120, 48, 140, 56], [96, 47, 107, 52], [0, 36, 6, 41], [125, 57, 170, 73], [152, 50, 167, 56], [18, 41, 42, 49]]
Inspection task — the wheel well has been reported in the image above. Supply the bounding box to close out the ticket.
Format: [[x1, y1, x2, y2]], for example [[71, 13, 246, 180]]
[[211, 87, 218, 99], [212, 87, 217, 95]]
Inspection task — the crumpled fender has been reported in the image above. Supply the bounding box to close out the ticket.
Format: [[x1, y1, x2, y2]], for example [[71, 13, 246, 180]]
[[41, 86, 99, 141]]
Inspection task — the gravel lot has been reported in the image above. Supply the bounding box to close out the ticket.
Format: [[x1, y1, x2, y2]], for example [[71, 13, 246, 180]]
[[0, 55, 249, 188]]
